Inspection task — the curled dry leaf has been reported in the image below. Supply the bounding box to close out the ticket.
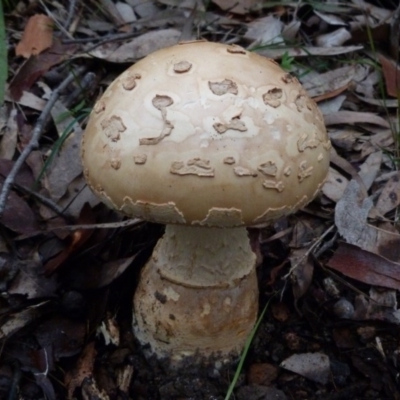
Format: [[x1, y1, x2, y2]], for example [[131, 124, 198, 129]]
[[315, 27, 352, 47]]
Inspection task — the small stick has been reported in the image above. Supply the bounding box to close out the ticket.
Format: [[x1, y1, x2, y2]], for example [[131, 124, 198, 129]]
[[0, 66, 85, 217], [16, 218, 144, 241], [48, 218, 143, 231], [63, 0, 77, 32]]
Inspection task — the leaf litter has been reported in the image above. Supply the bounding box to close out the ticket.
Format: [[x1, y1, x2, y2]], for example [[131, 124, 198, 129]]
[[1, 0, 400, 399]]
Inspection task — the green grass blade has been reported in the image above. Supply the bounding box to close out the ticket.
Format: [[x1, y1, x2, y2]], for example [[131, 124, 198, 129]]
[[224, 294, 276, 400]]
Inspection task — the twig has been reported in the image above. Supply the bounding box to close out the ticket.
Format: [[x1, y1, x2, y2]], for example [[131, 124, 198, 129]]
[[64, 71, 96, 107], [14, 183, 67, 218], [63, 0, 77, 32], [17, 218, 144, 241], [282, 224, 335, 280], [82, 31, 140, 54], [47, 218, 143, 231], [38, 0, 74, 40], [0, 67, 85, 217], [99, 0, 126, 26]]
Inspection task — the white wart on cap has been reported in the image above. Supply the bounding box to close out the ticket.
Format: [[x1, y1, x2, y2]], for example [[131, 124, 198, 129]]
[[81, 41, 331, 227]]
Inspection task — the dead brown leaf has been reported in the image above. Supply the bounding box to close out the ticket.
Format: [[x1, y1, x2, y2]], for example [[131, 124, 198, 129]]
[[9, 39, 78, 101], [8, 260, 58, 299], [88, 29, 181, 63], [44, 204, 95, 275], [271, 302, 290, 322], [65, 342, 97, 399], [0, 302, 50, 340], [315, 27, 352, 47], [256, 46, 363, 60], [0, 158, 35, 187], [301, 64, 369, 100], [327, 242, 400, 290], [45, 128, 83, 202], [211, 0, 260, 14], [313, 84, 350, 102], [378, 53, 400, 98], [375, 172, 400, 215], [335, 179, 400, 262], [0, 185, 39, 234], [0, 108, 18, 160], [322, 167, 349, 202], [280, 353, 330, 384], [358, 151, 382, 190], [314, 10, 347, 26], [4, 84, 46, 110], [247, 363, 278, 386], [244, 15, 283, 46], [329, 147, 361, 180], [57, 174, 100, 219], [35, 317, 86, 358], [70, 254, 137, 290], [15, 14, 54, 58], [324, 111, 390, 127], [289, 249, 314, 301]]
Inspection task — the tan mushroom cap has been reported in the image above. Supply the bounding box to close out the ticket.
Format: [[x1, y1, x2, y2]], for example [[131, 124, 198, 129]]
[[81, 41, 330, 227]]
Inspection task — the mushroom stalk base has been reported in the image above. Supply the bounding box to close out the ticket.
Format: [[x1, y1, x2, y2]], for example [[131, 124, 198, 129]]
[[133, 225, 258, 363]]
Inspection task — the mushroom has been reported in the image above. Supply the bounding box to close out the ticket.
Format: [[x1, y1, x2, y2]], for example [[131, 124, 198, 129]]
[[81, 41, 330, 363]]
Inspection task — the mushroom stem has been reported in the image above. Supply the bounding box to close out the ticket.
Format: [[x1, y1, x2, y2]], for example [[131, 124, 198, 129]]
[[133, 224, 258, 362]]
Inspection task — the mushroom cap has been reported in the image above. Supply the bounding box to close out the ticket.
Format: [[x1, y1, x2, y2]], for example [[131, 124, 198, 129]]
[[81, 41, 330, 227]]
